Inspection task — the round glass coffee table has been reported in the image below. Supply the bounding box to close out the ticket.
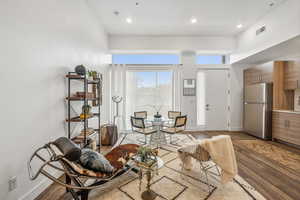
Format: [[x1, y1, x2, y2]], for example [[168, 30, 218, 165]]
[[133, 155, 164, 200]]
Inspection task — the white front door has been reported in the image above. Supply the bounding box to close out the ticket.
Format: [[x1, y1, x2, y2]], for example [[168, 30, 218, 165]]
[[197, 69, 230, 131]]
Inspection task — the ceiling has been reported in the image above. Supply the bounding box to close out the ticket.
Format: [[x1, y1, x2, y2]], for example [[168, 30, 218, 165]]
[[88, 0, 286, 36], [232, 35, 300, 64]]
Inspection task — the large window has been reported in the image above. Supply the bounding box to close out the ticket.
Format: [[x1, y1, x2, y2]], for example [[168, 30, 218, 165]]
[[112, 54, 180, 64], [125, 70, 173, 129], [197, 55, 225, 64]]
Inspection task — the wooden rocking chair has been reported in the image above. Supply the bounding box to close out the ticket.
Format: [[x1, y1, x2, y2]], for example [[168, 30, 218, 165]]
[[28, 137, 140, 200]]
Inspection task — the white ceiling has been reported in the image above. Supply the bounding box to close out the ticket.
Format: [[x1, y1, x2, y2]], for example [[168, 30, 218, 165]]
[[232, 35, 300, 64], [88, 0, 286, 36]]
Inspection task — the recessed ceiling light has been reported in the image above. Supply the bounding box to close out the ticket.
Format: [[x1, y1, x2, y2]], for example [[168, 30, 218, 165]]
[[237, 24, 243, 29], [126, 17, 133, 24], [190, 17, 197, 24]]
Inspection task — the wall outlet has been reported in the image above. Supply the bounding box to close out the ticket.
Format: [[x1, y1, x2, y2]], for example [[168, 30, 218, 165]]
[[9, 176, 17, 191]]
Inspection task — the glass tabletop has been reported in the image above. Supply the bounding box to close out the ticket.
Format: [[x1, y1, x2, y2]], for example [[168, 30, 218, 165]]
[[146, 118, 174, 126], [132, 155, 164, 170]]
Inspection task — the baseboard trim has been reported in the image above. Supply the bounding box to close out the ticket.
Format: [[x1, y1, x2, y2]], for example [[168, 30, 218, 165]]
[[19, 171, 62, 200], [229, 127, 243, 132]]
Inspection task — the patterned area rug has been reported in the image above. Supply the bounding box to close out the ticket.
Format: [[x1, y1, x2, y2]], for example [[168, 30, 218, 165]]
[[234, 139, 300, 174], [89, 133, 265, 200]]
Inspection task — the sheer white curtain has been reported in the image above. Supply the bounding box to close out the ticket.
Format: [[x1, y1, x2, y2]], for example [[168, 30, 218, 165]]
[[109, 65, 181, 131], [125, 70, 172, 129], [109, 64, 127, 130]]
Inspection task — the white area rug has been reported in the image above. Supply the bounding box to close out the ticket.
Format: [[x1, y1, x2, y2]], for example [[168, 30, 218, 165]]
[[89, 133, 265, 200]]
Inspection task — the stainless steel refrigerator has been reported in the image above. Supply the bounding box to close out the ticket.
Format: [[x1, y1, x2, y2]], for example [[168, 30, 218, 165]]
[[244, 83, 273, 139]]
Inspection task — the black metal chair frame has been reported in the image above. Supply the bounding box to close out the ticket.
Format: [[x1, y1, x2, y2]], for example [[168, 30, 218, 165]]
[[161, 115, 187, 144], [134, 111, 148, 119], [28, 141, 139, 200], [134, 111, 152, 128], [178, 145, 221, 192], [120, 116, 156, 145], [168, 111, 182, 119]]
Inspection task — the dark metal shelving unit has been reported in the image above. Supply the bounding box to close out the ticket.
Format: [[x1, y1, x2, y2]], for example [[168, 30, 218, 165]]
[[66, 72, 101, 152]]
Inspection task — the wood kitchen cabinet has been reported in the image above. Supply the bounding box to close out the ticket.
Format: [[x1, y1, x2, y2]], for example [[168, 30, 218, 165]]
[[273, 61, 294, 110], [244, 62, 273, 85], [244, 68, 260, 85], [284, 61, 300, 90], [272, 111, 300, 146]]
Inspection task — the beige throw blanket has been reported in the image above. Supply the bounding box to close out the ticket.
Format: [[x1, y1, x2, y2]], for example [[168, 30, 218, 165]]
[[178, 135, 238, 183]]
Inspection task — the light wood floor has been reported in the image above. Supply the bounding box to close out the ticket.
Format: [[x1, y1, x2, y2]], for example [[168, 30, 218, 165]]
[[35, 131, 300, 200]]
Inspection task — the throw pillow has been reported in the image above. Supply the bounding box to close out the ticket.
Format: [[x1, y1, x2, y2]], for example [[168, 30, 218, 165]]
[[80, 148, 114, 173]]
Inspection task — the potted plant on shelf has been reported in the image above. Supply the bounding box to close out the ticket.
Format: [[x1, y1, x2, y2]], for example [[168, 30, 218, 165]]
[[87, 70, 99, 80], [80, 104, 93, 119]]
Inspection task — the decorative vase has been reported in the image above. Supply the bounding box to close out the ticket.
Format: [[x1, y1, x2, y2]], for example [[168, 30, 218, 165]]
[[82, 105, 92, 114], [92, 73, 99, 80], [75, 65, 86, 75], [154, 112, 162, 122]]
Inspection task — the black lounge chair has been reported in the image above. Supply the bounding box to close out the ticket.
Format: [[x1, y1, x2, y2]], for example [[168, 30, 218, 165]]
[[28, 137, 139, 200]]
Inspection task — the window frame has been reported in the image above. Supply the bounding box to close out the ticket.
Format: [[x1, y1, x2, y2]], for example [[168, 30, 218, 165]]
[[112, 53, 181, 65], [124, 67, 175, 129], [196, 54, 227, 65], [126, 66, 175, 107]]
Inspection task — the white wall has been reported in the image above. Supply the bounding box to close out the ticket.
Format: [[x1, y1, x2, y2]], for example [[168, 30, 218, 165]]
[[180, 52, 198, 129], [231, 0, 300, 63], [108, 35, 239, 130], [229, 65, 247, 131], [109, 35, 236, 53], [0, 0, 108, 200], [107, 35, 242, 130], [228, 0, 300, 129], [179, 52, 242, 131]]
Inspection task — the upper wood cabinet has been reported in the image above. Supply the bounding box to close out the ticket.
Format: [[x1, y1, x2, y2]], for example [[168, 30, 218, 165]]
[[273, 61, 294, 110], [284, 61, 300, 90], [244, 62, 273, 85]]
